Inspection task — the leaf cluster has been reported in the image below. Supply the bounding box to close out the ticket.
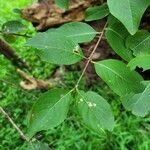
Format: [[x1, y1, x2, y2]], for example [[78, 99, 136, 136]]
[[1, 0, 150, 145]]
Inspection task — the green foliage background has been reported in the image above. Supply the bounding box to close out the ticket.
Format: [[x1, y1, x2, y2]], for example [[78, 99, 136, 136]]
[[0, 0, 150, 150]]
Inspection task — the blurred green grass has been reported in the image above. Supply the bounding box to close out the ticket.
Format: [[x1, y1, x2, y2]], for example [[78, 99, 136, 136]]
[[0, 0, 150, 150], [0, 0, 33, 24]]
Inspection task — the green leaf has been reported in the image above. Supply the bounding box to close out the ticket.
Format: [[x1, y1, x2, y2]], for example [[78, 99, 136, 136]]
[[13, 8, 22, 14], [27, 88, 72, 138], [85, 3, 109, 21], [48, 22, 97, 43], [128, 55, 150, 71], [26, 142, 49, 150], [2, 20, 25, 34], [141, 80, 150, 87], [26, 32, 83, 65], [107, 0, 150, 34], [76, 90, 115, 133], [122, 83, 150, 117], [126, 31, 150, 56], [94, 59, 144, 96], [55, 0, 69, 9], [105, 16, 133, 62]]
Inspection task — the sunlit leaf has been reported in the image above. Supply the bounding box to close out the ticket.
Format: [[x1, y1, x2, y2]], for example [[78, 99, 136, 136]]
[[122, 83, 150, 117], [26, 32, 83, 65], [128, 55, 150, 71], [26, 142, 49, 150], [76, 90, 115, 133], [47, 22, 97, 43], [28, 88, 72, 138], [126, 31, 150, 56], [108, 0, 150, 34], [85, 3, 109, 21], [105, 16, 133, 61], [95, 59, 144, 96]]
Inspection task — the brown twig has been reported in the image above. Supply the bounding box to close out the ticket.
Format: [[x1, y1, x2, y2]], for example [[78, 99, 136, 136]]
[[75, 22, 107, 88], [16, 68, 50, 90], [0, 106, 30, 142], [0, 38, 31, 69]]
